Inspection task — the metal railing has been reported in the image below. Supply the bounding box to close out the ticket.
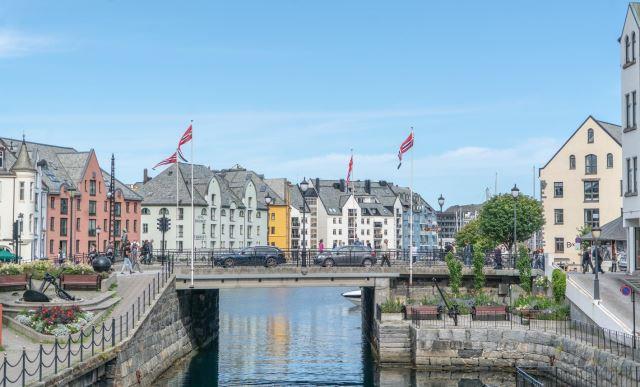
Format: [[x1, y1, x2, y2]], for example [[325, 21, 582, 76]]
[[516, 367, 543, 387], [518, 365, 640, 387], [0, 256, 175, 386]]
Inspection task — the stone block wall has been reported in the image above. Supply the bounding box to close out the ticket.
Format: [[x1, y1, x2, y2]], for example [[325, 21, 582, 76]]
[[376, 321, 412, 364]]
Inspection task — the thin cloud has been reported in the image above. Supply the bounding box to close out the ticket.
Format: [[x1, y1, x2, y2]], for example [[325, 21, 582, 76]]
[[0, 30, 55, 58]]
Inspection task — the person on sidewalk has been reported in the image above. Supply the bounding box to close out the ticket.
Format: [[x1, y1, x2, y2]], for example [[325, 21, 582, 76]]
[[120, 241, 133, 275], [131, 242, 144, 273], [592, 245, 605, 275], [381, 239, 391, 267], [318, 239, 324, 254], [611, 251, 619, 273], [582, 247, 594, 274]]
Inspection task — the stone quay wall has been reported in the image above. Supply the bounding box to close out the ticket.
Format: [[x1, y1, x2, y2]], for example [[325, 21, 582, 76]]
[[376, 320, 640, 386]]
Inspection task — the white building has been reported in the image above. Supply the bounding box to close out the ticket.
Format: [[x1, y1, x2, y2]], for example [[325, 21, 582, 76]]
[[621, 4, 640, 273]]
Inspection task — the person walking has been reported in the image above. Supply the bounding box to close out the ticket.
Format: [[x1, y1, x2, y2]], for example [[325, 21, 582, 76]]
[[58, 248, 66, 266], [592, 245, 605, 275], [381, 239, 391, 267], [131, 242, 143, 273], [318, 239, 324, 254], [611, 250, 619, 273], [494, 246, 503, 269], [582, 247, 594, 274], [120, 241, 133, 275]]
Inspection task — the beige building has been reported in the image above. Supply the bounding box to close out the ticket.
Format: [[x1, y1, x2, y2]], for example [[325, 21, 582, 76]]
[[540, 116, 622, 264]]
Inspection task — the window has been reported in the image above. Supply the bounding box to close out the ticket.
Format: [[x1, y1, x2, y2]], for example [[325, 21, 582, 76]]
[[60, 218, 68, 236], [134, 203, 137, 213], [635, 157, 639, 194], [19, 182, 25, 200], [271, 213, 275, 221], [239, 210, 244, 218], [89, 201, 97, 216], [114, 203, 121, 216], [50, 197, 55, 209], [634, 91, 638, 128], [221, 224, 225, 235], [177, 241, 183, 252], [126, 220, 129, 232], [628, 158, 632, 194], [211, 208, 216, 220], [178, 208, 184, 220], [230, 225, 235, 238], [89, 219, 96, 236], [201, 208, 207, 216], [271, 226, 275, 235], [221, 209, 226, 217], [49, 240, 53, 254], [634, 32, 637, 61], [239, 225, 244, 235], [76, 218, 80, 232], [211, 194, 216, 204], [134, 220, 137, 233], [247, 210, 252, 222], [554, 209, 564, 225], [104, 201, 107, 212], [607, 153, 614, 168], [585, 154, 597, 174], [89, 180, 96, 196], [61, 199, 68, 215], [584, 209, 600, 228], [159, 208, 169, 215], [50, 217, 55, 231], [584, 181, 599, 202], [555, 238, 564, 253], [0, 149, 3, 168], [210, 224, 216, 237], [554, 182, 564, 198], [76, 197, 81, 211], [29, 182, 33, 201], [626, 35, 631, 63], [230, 209, 235, 221], [143, 223, 148, 234], [126, 202, 130, 213], [587, 128, 594, 143], [142, 208, 150, 215], [256, 211, 261, 218], [178, 225, 184, 238]]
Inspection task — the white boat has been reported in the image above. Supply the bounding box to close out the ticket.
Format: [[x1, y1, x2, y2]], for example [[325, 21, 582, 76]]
[[342, 290, 361, 306]]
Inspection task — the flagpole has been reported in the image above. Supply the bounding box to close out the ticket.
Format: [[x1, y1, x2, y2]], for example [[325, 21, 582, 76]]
[[409, 127, 414, 288], [350, 148, 354, 193], [190, 121, 195, 288], [176, 150, 180, 254]]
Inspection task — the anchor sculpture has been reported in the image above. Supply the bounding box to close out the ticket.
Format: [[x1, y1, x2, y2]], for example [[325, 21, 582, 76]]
[[23, 272, 76, 302]]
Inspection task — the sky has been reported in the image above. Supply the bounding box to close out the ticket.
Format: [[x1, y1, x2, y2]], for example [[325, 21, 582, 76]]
[[0, 1, 631, 207]]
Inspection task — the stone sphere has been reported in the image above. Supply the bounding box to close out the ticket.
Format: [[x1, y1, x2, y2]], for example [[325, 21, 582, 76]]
[[92, 255, 112, 273]]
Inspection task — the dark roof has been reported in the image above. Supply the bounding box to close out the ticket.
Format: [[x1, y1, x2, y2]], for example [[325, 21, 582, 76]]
[[263, 178, 288, 206], [218, 166, 278, 210], [583, 217, 626, 241], [139, 163, 208, 206], [10, 141, 35, 172], [101, 171, 143, 201], [444, 203, 483, 214]]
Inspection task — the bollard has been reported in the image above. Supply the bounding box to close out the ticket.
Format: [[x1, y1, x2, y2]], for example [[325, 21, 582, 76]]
[[54, 339, 58, 374], [67, 335, 71, 368], [21, 348, 25, 387], [148, 283, 152, 305], [112, 318, 116, 347], [137, 297, 140, 321], [38, 344, 43, 381], [119, 315, 123, 342]]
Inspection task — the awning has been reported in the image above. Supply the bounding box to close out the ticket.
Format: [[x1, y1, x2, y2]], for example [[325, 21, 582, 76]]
[[582, 216, 626, 242]]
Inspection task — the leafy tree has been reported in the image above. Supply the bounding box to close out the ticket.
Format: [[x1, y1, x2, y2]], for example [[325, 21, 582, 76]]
[[472, 244, 486, 292], [478, 194, 544, 251], [516, 245, 532, 294], [445, 252, 463, 295], [456, 219, 496, 252], [552, 269, 567, 303]]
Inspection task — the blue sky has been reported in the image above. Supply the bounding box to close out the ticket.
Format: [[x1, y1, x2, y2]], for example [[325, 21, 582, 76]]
[[0, 1, 630, 207]]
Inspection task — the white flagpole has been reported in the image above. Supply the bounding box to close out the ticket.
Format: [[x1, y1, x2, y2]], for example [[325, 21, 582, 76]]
[[409, 127, 414, 287], [190, 121, 195, 288], [176, 150, 179, 253]]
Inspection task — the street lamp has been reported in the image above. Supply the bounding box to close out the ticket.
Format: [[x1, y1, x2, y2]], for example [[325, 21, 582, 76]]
[[265, 192, 273, 246], [96, 227, 102, 254], [300, 178, 309, 267], [592, 227, 602, 301], [437, 194, 445, 251], [511, 184, 520, 259], [68, 188, 76, 260], [15, 213, 24, 261]]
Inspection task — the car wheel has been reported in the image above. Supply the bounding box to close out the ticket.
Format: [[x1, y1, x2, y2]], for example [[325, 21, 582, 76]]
[[362, 258, 373, 268], [224, 258, 234, 268], [324, 258, 335, 267], [266, 257, 277, 267]]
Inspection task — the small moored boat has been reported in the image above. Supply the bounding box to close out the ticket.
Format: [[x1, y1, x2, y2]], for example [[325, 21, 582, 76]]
[[341, 290, 361, 306]]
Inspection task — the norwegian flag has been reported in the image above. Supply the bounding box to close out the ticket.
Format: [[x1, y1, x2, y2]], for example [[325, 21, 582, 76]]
[[346, 154, 354, 185], [152, 152, 178, 170], [177, 124, 193, 161], [397, 131, 414, 169]]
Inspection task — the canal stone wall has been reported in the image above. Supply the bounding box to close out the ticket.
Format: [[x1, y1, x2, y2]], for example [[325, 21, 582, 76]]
[[376, 320, 640, 385]]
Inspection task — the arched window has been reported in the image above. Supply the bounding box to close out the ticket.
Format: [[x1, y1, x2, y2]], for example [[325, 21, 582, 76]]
[[569, 155, 576, 170], [141, 208, 150, 215], [587, 128, 594, 143], [0, 149, 4, 169], [585, 154, 597, 174], [201, 208, 207, 216], [626, 35, 631, 63], [634, 32, 637, 61], [159, 208, 169, 215], [607, 153, 614, 168]]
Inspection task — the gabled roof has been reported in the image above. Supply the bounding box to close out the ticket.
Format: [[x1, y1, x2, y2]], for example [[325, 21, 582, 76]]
[[102, 170, 142, 201], [288, 184, 309, 212], [10, 140, 35, 172], [621, 3, 640, 40], [139, 163, 208, 206], [263, 178, 288, 206], [56, 152, 91, 183], [539, 116, 622, 172], [217, 166, 273, 210]]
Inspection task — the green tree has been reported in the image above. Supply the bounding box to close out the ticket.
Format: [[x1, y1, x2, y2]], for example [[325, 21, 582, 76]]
[[445, 252, 463, 295], [478, 194, 544, 251], [552, 269, 567, 303], [472, 243, 486, 292], [456, 219, 496, 251], [516, 245, 532, 294]]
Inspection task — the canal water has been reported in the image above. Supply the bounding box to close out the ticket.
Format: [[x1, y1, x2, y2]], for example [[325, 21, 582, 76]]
[[156, 287, 515, 386]]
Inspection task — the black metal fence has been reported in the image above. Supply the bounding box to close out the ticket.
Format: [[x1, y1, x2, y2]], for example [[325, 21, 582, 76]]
[[516, 367, 544, 387], [0, 256, 175, 386], [518, 365, 640, 387]]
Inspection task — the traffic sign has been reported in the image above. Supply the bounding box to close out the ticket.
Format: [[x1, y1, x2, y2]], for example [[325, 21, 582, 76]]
[[621, 284, 633, 297]]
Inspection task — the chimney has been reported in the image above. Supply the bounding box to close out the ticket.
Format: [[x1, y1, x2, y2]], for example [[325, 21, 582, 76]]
[[339, 179, 346, 192], [143, 168, 151, 184], [315, 178, 320, 192], [365, 179, 371, 194]]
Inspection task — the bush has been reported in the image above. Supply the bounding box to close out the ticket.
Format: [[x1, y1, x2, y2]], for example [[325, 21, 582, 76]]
[[472, 245, 486, 291], [419, 296, 441, 306], [552, 269, 566, 303], [445, 252, 463, 295], [516, 246, 532, 294], [0, 264, 24, 275], [380, 298, 404, 313], [473, 293, 501, 306]]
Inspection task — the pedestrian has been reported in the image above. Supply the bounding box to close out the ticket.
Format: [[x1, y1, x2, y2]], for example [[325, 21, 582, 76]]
[[58, 249, 66, 266], [611, 250, 619, 273], [592, 245, 605, 275], [381, 239, 391, 267], [366, 241, 372, 249], [88, 244, 98, 263], [120, 242, 133, 274], [494, 246, 503, 269], [582, 247, 594, 274], [318, 239, 324, 254], [106, 243, 114, 262], [131, 242, 143, 273]]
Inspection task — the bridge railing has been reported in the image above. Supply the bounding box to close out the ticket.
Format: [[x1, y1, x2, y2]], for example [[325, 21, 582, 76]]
[[0, 255, 176, 385]]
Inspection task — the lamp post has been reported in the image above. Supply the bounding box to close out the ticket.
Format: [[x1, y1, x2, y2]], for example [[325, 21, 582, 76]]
[[592, 227, 602, 301], [15, 213, 24, 261], [96, 227, 102, 254], [511, 184, 520, 260], [299, 178, 309, 267], [265, 192, 273, 247], [437, 194, 445, 252], [68, 188, 76, 260]]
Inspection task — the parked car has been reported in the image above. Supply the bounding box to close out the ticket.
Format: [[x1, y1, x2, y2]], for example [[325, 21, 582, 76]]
[[314, 245, 377, 267], [214, 246, 285, 268]]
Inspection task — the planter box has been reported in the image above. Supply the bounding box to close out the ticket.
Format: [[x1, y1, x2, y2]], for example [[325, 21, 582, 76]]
[[381, 312, 404, 322], [472, 305, 508, 321], [0, 274, 28, 291], [60, 274, 100, 290]]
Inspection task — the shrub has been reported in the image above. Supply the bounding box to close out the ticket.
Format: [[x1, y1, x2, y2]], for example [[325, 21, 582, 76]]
[[419, 296, 441, 306], [552, 269, 566, 303], [516, 246, 532, 294], [534, 276, 550, 289], [0, 264, 24, 275], [445, 252, 463, 295], [474, 293, 500, 306], [472, 244, 486, 291], [380, 298, 404, 313]]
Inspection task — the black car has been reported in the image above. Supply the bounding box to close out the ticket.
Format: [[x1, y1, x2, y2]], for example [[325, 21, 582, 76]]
[[215, 246, 286, 268], [314, 245, 377, 267]]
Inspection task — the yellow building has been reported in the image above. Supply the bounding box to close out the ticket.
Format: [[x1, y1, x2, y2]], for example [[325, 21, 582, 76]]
[[540, 116, 622, 265], [265, 178, 291, 249]]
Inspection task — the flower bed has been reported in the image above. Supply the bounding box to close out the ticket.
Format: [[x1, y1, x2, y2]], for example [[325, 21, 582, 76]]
[[16, 306, 94, 336], [514, 295, 569, 320], [0, 262, 108, 281]]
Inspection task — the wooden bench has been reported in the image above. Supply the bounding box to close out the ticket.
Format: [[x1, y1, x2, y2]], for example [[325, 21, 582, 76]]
[[0, 274, 28, 291], [405, 305, 441, 320], [472, 305, 508, 321], [60, 274, 101, 290]]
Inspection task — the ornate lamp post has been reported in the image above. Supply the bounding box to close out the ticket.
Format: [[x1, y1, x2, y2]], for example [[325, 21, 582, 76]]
[[299, 178, 309, 267], [265, 192, 273, 246], [592, 227, 602, 301], [96, 227, 102, 253], [437, 194, 445, 251], [68, 188, 76, 260], [511, 184, 520, 260]]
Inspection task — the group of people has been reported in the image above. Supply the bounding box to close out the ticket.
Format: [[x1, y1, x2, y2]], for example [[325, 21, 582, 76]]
[[119, 240, 151, 275], [582, 243, 617, 274]]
